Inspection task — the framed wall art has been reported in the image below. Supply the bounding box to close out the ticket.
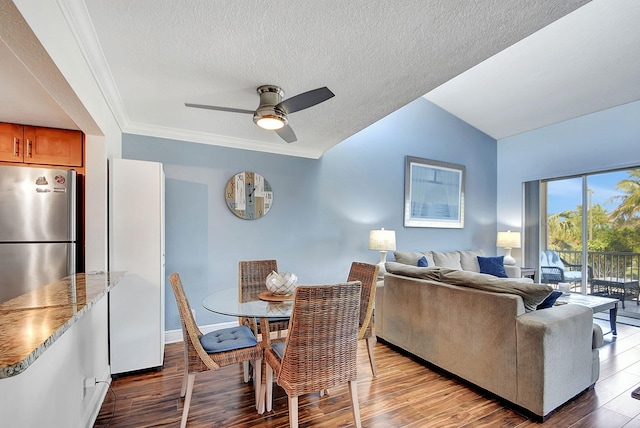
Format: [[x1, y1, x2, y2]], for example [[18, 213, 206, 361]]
[[404, 156, 465, 228]]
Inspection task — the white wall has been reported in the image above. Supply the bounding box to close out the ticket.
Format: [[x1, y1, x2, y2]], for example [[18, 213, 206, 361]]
[[12, 0, 124, 271], [0, 297, 110, 428], [497, 100, 640, 264], [123, 98, 500, 331]]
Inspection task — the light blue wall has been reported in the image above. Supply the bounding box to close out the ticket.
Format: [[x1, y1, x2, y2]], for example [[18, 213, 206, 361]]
[[123, 97, 498, 330], [496, 99, 640, 264]]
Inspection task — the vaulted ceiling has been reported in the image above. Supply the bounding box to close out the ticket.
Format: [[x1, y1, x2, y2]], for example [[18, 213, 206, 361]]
[[2, 1, 639, 158]]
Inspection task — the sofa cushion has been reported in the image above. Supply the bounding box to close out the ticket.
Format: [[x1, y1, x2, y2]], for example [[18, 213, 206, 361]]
[[459, 250, 484, 272], [394, 251, 435, 267], [422, 252, 435, 266], [417, 256, 429, 267], [477, 256, 508, 278], [438, 268, 553, 312], [394, 251, 425, 266], [536, 290, 563, 310], [385, 262, 441, 281], [432, 251, 463, 270]]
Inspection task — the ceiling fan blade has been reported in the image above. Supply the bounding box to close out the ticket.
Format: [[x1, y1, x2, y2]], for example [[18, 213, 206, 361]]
[[275, 124, 297, 143], [185, 103, 254, 115], [276, 87, 334, 114]]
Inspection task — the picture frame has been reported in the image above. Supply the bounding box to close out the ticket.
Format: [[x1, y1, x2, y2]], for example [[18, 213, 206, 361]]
[[404, 156, 465, 228]]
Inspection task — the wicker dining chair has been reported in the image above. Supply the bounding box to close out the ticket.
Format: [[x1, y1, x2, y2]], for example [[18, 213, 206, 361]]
[[239, 259, 290, 381], [347, 261, 380, 377], [265, 282, 362, 428], [169, 273, 263, 428]]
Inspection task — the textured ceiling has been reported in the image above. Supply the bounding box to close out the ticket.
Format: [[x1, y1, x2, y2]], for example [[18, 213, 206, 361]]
[[6, 1, 639, 159], [424, 0, 640, 139], [72, 0, 588, 157]]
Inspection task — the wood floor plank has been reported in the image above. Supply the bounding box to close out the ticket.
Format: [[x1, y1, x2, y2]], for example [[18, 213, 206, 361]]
[[96, 326, 640, 427]]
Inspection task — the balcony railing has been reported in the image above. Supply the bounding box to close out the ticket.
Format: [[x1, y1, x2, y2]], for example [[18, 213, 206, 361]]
[[554, 250, 640, 308], [557, 250, 639, 281]]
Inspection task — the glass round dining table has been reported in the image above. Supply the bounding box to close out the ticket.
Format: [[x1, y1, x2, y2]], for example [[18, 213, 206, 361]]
[[201, 288, 293, 319], [202, 288, 292, 415]]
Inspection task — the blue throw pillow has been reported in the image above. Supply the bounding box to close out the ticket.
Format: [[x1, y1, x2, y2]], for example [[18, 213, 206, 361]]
[[477, 256, 507, 278], [537, 290, 563, 310], [417, 256, 429, 267]]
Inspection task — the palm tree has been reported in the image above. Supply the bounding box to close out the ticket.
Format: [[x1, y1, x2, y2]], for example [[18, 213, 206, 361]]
[[610, 169, 640, 223]]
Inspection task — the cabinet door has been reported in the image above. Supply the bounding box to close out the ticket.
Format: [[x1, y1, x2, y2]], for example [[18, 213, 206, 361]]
[[0, 123, 24, 162], [23, 126, 83, 166]]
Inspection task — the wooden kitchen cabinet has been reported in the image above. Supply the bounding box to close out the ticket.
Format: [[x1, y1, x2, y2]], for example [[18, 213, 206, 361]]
[[0, 123, 24, 162], [0, 122, 83, 167], [23, 126, 83, 166]]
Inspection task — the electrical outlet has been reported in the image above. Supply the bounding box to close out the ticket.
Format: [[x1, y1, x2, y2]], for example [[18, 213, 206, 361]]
[[83, 377, 96, 399]]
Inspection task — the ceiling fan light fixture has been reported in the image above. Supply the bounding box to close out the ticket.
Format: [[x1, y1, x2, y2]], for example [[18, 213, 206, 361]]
[[186, 84, 332, 143], [255, 115, 286, 130]]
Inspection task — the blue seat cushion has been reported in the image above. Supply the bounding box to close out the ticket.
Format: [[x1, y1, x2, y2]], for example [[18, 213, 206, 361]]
[[199, 325, 257, 353], [272, 341, 286, 360]]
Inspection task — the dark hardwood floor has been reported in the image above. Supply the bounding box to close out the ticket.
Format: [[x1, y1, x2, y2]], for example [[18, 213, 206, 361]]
[[95, 318, 640, 427]]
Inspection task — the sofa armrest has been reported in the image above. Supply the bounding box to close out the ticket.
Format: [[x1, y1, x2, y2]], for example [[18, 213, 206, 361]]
[[515, 304, 594, 417], [504, 265, 521, 278]]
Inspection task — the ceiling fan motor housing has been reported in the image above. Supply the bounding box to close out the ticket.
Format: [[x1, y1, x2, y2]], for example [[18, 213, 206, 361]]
[[253, 85, 288, 129]]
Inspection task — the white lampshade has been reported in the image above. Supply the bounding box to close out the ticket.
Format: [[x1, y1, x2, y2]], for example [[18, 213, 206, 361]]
[[496, 230, 521, 249], [368, 228, 396, 251], [496, 230, 520, 265], [369, 228, 396, 279]]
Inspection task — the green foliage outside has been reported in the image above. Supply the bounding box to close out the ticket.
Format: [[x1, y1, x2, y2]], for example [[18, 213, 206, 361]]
[[548, 169, 640, 253]]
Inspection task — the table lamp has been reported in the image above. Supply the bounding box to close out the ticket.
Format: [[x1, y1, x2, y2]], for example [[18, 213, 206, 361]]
[[496, 230, 521, 265], [369, 228, 396, 279]]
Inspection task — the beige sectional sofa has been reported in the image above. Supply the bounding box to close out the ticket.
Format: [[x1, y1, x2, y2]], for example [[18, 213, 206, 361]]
[[375, 250, 600, 420]]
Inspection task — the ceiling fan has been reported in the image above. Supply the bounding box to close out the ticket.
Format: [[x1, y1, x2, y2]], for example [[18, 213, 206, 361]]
[[185, 85, 334, 143]]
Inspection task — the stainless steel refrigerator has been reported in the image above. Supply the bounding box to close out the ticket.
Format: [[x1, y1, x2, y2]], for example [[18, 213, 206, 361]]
[[0, 165, 76, 304]]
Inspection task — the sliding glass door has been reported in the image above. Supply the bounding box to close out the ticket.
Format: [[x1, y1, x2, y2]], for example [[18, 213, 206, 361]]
[[541, 177, 585, 292], [536, 168, 640, 316]]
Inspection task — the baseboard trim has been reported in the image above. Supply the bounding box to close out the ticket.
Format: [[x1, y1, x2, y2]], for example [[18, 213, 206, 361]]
[[84, 365, 112, 428], [164, 321, 239, 344]]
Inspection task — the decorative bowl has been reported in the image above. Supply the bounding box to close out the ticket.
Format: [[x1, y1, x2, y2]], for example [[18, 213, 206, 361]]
[[265, 270, 298, 296]]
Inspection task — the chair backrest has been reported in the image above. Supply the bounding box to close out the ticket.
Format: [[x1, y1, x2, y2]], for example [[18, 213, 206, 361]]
[[168, 272, 219, 371], [544, 250, 565, 270], [277, 282, 361, 396], [238, 259, 278, 302], [347, 262, 379, 339], [540, 251, 547, 267]]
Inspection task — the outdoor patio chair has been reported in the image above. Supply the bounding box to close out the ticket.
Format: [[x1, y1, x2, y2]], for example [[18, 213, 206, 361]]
[[540, 250, 592, 286]]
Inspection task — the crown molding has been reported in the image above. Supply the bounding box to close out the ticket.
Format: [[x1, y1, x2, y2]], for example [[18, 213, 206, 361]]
[[58, 0, 129, 130], [57, 0, 324, 159], [124, 121, 324, 159]]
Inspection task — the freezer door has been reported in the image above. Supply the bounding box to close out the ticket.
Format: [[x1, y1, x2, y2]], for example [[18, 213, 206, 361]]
[[0, 165, 76, 242], [0, 242, 75, 303]]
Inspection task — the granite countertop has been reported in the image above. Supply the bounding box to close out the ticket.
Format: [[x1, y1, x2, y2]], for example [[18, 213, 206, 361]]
[[0, 272, 125, 378]]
